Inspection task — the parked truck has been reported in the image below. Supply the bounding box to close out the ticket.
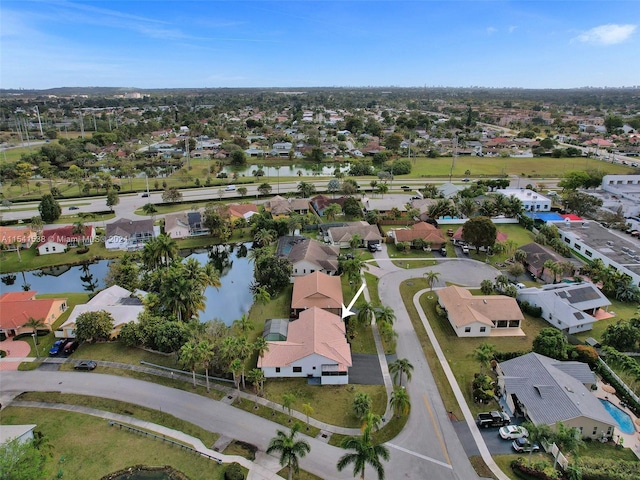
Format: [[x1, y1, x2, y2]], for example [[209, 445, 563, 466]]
[[476, 411, 511, 428]]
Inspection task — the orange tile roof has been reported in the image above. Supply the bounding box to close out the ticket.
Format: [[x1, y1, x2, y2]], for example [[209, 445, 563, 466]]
[[393, 222, 446, 244], [0, 291, 63, 330], [227, 203, 258, 218], [291, 271, 343, 310], [258, 307, 352, 368], [37, 225, 95, 247], [0, 226, 36, 245], [436, 285, 523, 328]]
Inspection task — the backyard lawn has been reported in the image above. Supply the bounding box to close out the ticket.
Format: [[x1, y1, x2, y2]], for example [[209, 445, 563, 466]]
[[0, 406, 227, 480]]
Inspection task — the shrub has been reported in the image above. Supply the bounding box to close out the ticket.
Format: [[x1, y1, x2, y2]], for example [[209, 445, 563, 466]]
[[224, 462, 245, 480]]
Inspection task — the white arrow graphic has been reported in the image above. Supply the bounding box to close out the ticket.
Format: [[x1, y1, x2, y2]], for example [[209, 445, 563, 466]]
[[341, 280, 367, 319]]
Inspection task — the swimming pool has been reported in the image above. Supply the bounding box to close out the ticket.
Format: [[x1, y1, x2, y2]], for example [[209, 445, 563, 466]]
[[599, 399, 636, 434]]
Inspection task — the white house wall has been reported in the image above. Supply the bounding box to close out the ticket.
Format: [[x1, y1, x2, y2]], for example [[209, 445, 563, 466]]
[[450, 319, 492, 337], [262, 353, 348, 383]]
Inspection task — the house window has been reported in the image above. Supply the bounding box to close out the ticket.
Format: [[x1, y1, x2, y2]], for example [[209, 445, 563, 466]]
[[52, 246, 56, 251], [275, 367, 281, 373], [480, 327, 486, 333], [592, 427, 598, 436], [312, 366, 316, 370], [303, 269, 306, 274], [585, 250, 592, 257], [45, 247, 49, 252], [575, 244, 581, 251], [464, 327, 471, 333], [564, 237, 571, 244], [293, 366, 302, 373]]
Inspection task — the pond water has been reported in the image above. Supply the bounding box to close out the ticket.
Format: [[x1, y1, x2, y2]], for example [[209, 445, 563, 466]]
[[0, 243, 255, 326], [220, 162, 351, 178]]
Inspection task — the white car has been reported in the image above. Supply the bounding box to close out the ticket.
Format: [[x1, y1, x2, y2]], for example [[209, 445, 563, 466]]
[[499, 425, 529, 440], [224, 185, 237, 191]]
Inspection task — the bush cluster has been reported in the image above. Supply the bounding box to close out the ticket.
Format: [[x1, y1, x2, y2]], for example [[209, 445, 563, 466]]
[[518, 300, 542, 318], [578, 457, 640, 480], [224, 462, 245, 480]]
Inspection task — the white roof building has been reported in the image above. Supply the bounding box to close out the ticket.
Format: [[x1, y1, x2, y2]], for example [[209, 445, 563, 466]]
[[495, 188, 552, 213]]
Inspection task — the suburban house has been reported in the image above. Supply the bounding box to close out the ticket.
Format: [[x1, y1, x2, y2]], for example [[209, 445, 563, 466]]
[[495, 188, 552, 214], [326, 221, 383, 248], [164, 211, 209, 238], [227, 203, 259, 221], [37, 225, 96, 255], [264, 195, 310, 218], [105, 218, 157, 250], [362, 197, 407, 215], [310, 195, 347, 216], [56, 285, 145, 339], [0, 425, 36, 446], [0, 291, 67, 338], [436, 285, 524, 337], [451, 226, 508, 248], [518, 242, 576, 282], [437, 182, 463, 199], [282, 237, 340, 277], [516, 283, 612, 334], [0, 226, 38, 250], [496, 352, 616, 440], [164, 212, 191, 239], [388, 221, 446, 249], [258, 307, 352, 385], [291, 271, 343, 317]]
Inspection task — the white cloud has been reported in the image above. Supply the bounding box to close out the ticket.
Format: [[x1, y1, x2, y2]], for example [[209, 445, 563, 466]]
[[508, 26, 517, 34], [573, 24, 636, 45], [486, 26, 497, 35]]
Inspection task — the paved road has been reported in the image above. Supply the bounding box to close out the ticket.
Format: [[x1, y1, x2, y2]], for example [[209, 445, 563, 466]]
[[1, 370, 355, 480], [369, 250, 503, 480]]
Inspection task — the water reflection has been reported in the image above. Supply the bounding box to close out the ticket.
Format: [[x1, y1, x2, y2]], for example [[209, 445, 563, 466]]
[[220, 162, 351, 178]]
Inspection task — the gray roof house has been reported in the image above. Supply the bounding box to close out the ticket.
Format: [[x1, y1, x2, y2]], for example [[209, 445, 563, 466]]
[[326, 222, 382, 248], [105, 218, 156, 251], [282, 237, 340, 277], [516, 282, 612, 334], [497, 353, 616, 440]]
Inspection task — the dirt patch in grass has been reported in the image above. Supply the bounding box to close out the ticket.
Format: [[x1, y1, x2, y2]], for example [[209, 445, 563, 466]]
[[222, 440, 257, 461]]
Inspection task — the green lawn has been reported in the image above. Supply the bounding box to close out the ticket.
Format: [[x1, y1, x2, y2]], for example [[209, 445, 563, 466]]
[[0, 406, 226, 480], [0, 241, 121, 274], [575, 298, 640, 343], [262, 378, 387, 428], [395, 156, 636, 179], [233, 397, 321, 438]]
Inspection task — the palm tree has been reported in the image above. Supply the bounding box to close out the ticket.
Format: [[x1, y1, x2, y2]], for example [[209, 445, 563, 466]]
[[233, 314, 254, 335], [472, 342, 496, 373], [356, 301, 375, 326], [229, 358, 243, 392], [11, 239, 22, 262], [337, 423, 390, 480], [514, 249, 527, 264], [521, 421, 553, 466], [235, 336, 254, 389], [457, 197, 478, 218], [349, 234, 362, 251], [254, 228, 275, 247], [423, 271, 440, 292], [23, 317, 46, 344], [352, 392, 372, 420], [282, 393, 297, 419], [141, 240, 162, 270], [376, 183, 389, 198], [266, 423, 311, 480], [253, 286, 271, 313], [247, 368, 265, 396], [197, 340, 214, 392], [302, 402, 314, 429], [155, 234, 178, 266], [254, 336, 270, 362], [390, 387, 411, 418], [142, 203, 157, 217], [375, 306, 396, 326], [179, 340, 201, 388], [324, 203, 342, 221], [297, 181, 316, 198], [388, 358, 414, 387], [361, 411, 382, 433]]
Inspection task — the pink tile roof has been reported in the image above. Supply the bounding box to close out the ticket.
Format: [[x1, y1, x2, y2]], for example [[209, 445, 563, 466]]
[[258, 307, 352, 368], [228, 203, 258, 218], [37, 225, 95, 247], [0, 291, 64, 330], [291, 271, 343, 310], [392, 222, 446, 244]]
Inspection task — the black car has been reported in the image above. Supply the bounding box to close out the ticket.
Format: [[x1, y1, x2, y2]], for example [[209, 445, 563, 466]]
[[74, 360, 97, 371], [401, 185, 411, 190], [68, 206, 79, 210]]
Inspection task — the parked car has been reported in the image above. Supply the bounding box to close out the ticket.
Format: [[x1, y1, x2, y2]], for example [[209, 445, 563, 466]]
[[512, 438, 540, 453], [375, 243, 382, 251], [401, 185, 411, 190], [446, 228, 454, 236], [499, 425, 529, 440], [476, 411, 511, 428], [74, 360, 97, 371], [462, 178, 470, 182], [63, 340, 79, 355], [462, 245, 470, 255], [49, 339, 67, 356], [141, 192, 149, 197], [368, 244, 378, 253], [440, 246, 447, 256], [68, 206, 79, 210]]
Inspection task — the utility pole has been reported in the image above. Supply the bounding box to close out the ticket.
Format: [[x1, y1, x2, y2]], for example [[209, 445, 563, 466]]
[[449, 135, 458, 183], [79, 112, 85, 138], [34, 105, 44, 137]]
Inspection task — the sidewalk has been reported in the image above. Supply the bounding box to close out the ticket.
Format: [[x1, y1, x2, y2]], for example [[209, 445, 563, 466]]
[[11, 401, 284, 480]]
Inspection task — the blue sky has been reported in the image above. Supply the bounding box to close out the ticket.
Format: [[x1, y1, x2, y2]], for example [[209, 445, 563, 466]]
[[2, 1, 638, 89]]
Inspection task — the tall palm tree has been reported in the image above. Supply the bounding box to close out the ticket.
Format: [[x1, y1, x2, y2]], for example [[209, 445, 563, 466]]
[[156, 234, 178, 266], [233, 314, 254, 335], [142, 202, 157, 217], [297, 181, 316, 198], [457, 197, 477, 218], [23, 317, 46, 344], [266, 423, 311, 480], [356, 301, 375, 326], [390, 386, 411, 418], [247, 368, 265, 396], [179, 340, 201, 388], [337, 423, 390, 480], [423, 271, 440, 292], [388, 358, 414, 387], [302, 402, 314, 429], [472, 342, 496, 373], [514, 249, 527, 264], [253, 286, 271, 314], [254, 228, 275, 247], [375, 306, 396, 326], [141, 240, 162, 270], [324, 203, 342, 221], [282, 393, 297, 419], [349, 234, 362, 251], [352, 392, 372, 420], [229, 358, 243, 392], [254, 336, 270, 362], [197, 340, 215, 392]]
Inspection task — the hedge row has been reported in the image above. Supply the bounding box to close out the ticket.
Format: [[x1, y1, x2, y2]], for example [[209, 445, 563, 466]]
[[578, 457, 640, 480]]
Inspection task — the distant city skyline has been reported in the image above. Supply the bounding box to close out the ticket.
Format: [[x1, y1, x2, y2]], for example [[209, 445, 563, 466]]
[[2, 1, 638, 90]]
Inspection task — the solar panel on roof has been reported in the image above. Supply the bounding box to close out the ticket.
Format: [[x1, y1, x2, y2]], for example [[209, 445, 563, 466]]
[[566, 286, 600, 304], [573, 312, 584, 320]]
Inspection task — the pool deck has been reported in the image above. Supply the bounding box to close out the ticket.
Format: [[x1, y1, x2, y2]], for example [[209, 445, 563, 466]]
[[593, 380, 640, 459]]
